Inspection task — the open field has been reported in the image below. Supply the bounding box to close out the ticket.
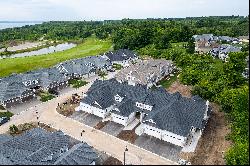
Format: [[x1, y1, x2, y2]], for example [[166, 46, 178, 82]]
[[0, 37, 112, 77]]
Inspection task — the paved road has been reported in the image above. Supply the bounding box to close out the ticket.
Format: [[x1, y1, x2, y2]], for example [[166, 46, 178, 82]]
[[0, 72, 178, 165]]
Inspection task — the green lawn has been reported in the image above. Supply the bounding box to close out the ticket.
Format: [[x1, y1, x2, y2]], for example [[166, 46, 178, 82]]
[[0, 37, 112, 77], [39, 91, 55, 102], [69, 79, 88, 88], [157, 73, 179, 89], [0, 111, 14, 118]]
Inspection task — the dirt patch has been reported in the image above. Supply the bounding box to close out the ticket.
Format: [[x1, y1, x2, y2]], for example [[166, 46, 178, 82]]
[[38, 122, 57, 132], [56, 98, 80, 117], [180, 102, 232, 165], [103, 156, 123, 165], [8, 122, 57, 136], [94, 121, 109, 130], [167, 79, 192, 98], [116, 123, 140, 143]]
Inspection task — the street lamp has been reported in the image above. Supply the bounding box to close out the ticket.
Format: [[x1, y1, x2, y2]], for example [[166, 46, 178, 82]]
[[124, 146, 128, 165]]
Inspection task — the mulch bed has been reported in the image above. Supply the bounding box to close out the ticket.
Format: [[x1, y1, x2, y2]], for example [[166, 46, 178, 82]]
[[94, 121, 109, 130], [116, 123, 140, 144], [103, 156, 123, 165]]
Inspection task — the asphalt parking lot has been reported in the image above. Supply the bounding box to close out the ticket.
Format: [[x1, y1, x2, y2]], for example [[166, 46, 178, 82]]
[[100, 121, 124, 136], [69, 111, 102, 127], [134, 134, 182, 162]]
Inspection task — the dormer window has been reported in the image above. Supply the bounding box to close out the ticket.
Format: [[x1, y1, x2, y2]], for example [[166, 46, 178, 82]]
[[135, 102, 153, 111], [114, 94, 124, 102]]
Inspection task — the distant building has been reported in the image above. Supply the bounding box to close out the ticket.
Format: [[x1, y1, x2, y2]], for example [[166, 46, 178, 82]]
[[0, 81, 35, 108], [239, 35, 249, 43], [192, 34, 219, 54], [210, 44, 241, 61], [0, 54, 113, 109], [115, 59, 175, 88], [103, 49, 138, 67]]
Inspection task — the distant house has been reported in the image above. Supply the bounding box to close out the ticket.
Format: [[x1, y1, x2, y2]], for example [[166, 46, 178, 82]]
[[192, 34, 219, 54], [0, 54, 112, 108], [103, 49, 138, 67], [239, 35, 249, 43], [0, 81, 35, 108], [77, 79, 211, 147], [55, 55, 112, 80], [0, 128, 97, 165], [115, 59, 175, 88], [210, 44, 241, 61]]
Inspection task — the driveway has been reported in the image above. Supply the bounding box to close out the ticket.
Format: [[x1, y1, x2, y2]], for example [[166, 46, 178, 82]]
[[7, 98, 42, 115], [69, 111, 102, 127], [100, 121, 124, 136], [134, 134, 182, 162]]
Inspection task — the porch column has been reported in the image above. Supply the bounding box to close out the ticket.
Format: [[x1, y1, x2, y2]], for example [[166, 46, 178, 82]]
[[140, 112, 144, 122]]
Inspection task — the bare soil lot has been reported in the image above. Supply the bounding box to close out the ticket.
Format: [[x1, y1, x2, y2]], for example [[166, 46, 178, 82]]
[[180, 102, 232, 165], [167, 79, 192, 98]]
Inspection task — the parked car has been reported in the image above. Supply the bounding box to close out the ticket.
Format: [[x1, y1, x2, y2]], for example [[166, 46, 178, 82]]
[[0, 116, 10, 126]]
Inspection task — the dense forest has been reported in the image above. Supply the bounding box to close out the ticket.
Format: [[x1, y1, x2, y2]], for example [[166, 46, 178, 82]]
[[0, 16, 249, 165]]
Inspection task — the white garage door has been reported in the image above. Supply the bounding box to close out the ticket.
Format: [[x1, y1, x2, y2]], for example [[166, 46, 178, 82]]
[[111, 114, 126, 126], [144, 125, 161, 139]]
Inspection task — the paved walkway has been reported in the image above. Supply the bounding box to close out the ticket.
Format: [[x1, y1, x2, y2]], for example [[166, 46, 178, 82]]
[[0, 72, 178, 165], [123, 118, 140, 130]]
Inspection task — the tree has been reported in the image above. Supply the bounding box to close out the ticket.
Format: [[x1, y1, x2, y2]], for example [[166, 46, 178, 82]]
[[186, 38, 195, 54], [9, 124, 19, 134]]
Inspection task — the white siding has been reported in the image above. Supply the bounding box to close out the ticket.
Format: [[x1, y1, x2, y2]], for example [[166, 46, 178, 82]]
[[142, 124, 186, 147], [111, 113, 127, 126], [77, 103, 107, 118], [111, 112, 136, 126], [127, 112, 136, 125]]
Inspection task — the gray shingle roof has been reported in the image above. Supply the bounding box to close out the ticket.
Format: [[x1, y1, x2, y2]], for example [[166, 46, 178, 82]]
[[0, 81, 30, 102], [0, 134, 13, 145], [104, 49, 137, 62], [54, 143, 97, 165], [0, 128, 97, 165], [0, 128, 69, 165], [192, 34, 215, 42], [144, 93, 210, 137], [81, 79, 209, 136]]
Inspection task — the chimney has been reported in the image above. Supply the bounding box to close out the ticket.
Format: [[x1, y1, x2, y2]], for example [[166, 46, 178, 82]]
[[204, 100, 209, 120]]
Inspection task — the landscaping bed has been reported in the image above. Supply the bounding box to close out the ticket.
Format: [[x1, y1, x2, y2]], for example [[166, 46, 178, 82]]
[[94, 121, 109, 130], [8, 122, 57, 136], [112, 63, 123, 70], [0, 111, 14, 118], [69, 79, 88, 88], [39, 91, 55, 102], [102, 156, 123, 165], [116, 123, 140, 143], [56, 95, 81, 117]]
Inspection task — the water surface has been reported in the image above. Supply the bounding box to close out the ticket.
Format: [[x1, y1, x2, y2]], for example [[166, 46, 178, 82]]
[[0, 43, 76, 59]]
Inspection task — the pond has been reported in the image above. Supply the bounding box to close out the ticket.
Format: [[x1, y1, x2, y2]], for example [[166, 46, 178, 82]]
[[0, 43, 76, 59]]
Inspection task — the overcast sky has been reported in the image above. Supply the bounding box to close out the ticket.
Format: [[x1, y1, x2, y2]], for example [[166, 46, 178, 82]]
[[0, 0, 249, 21]]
